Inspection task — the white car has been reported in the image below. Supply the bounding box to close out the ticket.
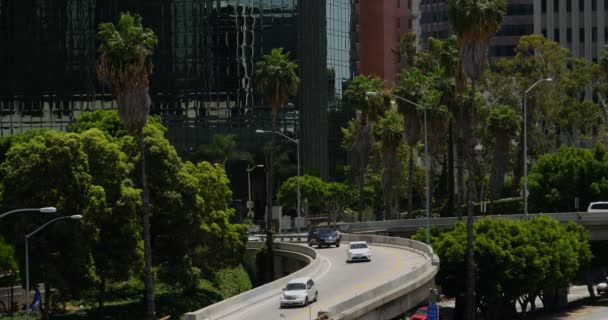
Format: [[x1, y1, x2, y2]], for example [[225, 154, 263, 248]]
[[598, 279, 608, 295], [587, 202, 608, 213], [280, 277, 318, 308], [346, 241, 371, 263]]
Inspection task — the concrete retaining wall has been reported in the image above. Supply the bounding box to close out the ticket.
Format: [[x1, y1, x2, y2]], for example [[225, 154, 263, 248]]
[[184, 242, 324, 320]]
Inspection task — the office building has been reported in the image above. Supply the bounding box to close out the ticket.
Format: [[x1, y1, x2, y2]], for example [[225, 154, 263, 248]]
[[419, 0, 534, 59], [535, 0, 608, 62], [355, 0, 415, 86], [0, 0, 356, 178]]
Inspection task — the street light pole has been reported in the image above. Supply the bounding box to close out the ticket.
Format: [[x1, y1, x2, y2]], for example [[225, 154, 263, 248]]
[[0, 207, 56, 220], [25, 215, 82, 320], [247, 164, 264, 219], [256, 130, 300, 234], [366, 91, 431, 245], [523, 78, 552, 219]]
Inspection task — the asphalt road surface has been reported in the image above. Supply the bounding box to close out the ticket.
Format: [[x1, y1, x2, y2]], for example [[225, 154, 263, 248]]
[[223, 243, 427, 320]]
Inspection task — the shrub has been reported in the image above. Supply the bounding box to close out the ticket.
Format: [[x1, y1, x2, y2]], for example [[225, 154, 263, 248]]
[[213, 265, 252, 299]]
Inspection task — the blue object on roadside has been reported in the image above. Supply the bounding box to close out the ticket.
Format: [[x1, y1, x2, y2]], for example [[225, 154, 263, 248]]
[[30, 288, 42, 311], [427, 301, 439, 320]]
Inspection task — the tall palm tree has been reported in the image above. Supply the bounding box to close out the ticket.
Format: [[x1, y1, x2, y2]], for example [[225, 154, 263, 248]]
[[446, 0, 506, 318], [434, 36, 465, 218], [255, 48, 299, 281], [394, 69, 425, 216], [486, 105, 519, 213], [344, 75, 384, 221], [96, 12, 158, 320], [373, 110, 404, 220], [256, 48, 300, 130]]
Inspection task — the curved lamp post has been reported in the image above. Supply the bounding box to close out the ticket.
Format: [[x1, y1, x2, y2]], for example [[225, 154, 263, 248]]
[[256, 129, 301, 234], [25, 215, 82, 319], [366, 91, 431, 245], [0, 207, 56, 220], [523, 78, 552, 219]]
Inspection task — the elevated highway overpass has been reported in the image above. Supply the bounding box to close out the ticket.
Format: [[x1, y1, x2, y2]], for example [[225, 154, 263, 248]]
[[338, 212, 608, 240], [185, 234, 438, 320]]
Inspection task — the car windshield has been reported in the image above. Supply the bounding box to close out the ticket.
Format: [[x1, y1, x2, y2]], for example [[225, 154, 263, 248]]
[[285, 283, 306, 290], [415, 309, 427, 315], [350, 243, 368, 249], [318, 229, 333, 235]]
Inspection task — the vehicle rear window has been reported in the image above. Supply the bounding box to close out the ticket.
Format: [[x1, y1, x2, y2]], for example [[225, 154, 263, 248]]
[[350, 243, 368, 249], [591, 203, 608, 210], [285, 283, 306, 290]]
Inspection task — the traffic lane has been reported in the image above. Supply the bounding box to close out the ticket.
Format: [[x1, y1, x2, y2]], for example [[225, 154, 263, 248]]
[[225, 244, 427, 320]]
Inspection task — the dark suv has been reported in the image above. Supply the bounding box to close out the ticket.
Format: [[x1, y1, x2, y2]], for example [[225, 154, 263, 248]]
[[308, 228, 340, 248]]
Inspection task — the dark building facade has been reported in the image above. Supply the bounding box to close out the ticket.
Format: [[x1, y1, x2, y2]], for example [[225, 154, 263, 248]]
[[0, 0, 355, 178], [419, 0, 534, 59]]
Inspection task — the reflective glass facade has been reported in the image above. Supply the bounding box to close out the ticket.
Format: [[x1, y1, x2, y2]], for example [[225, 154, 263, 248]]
[[0, 0, 354, 176], [327, 0, 353, 95]]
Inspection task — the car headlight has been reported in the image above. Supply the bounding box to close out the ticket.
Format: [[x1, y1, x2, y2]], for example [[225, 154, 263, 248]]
[[599, 283, 607, 288]]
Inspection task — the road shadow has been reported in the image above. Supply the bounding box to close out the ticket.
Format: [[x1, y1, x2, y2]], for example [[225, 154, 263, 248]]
[[528, 295, 608, 319]]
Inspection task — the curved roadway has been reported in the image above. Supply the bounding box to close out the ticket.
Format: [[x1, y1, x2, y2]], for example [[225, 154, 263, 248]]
[[224, 243, 427, 320]]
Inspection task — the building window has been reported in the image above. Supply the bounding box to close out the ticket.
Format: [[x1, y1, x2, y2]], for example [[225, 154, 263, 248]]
[[554, 28, 560, 42], [554, 0, 559, 11], [397, 18, 400, 28], [579, 0, 584, 11], [592, 0, 597, 11], [567, 28, 572, 42], [408, 0, 411, 9], [397, 0, 400, 8], [542, 0, 547, 12], [567, 0, 572, 12], [542, 29, 547, 38], [592, 27, 598, 42], [408, 19, 413, 30], [580, 28, 585, 41], [605, 27, 608, 41]]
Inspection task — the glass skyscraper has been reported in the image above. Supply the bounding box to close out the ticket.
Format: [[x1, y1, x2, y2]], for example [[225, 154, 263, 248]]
[[0, 0, 355, 177]]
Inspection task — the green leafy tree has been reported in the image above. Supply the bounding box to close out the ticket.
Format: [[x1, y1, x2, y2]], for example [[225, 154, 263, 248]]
[[277, 175, 329, 214], [0, 236, 18, 314], [446, 1, 506, 316], [373, 110, 404, 220], [414, 215, 591, 319], [96, 13, 158, 319], [324, 182, 354, 226], [0, 131, 97, 319], [528, 145, 608, 213], [344, 75, 385, 221], [485, 105, 520, 212], [79, 128, 142, 308]]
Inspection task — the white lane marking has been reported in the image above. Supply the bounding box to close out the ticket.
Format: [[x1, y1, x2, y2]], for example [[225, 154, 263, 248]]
[[223, 253, 333, 320]]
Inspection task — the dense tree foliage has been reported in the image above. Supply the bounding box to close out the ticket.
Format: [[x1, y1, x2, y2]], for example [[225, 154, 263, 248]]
[[0, 110, 248, 318], [414, 215, 591, 319], [528, 145, 608, 212]]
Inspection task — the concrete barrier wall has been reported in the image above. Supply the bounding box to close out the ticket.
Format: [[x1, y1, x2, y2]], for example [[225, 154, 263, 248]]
[[184, 243, 322, 320], [321, 234, 439, 320]]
